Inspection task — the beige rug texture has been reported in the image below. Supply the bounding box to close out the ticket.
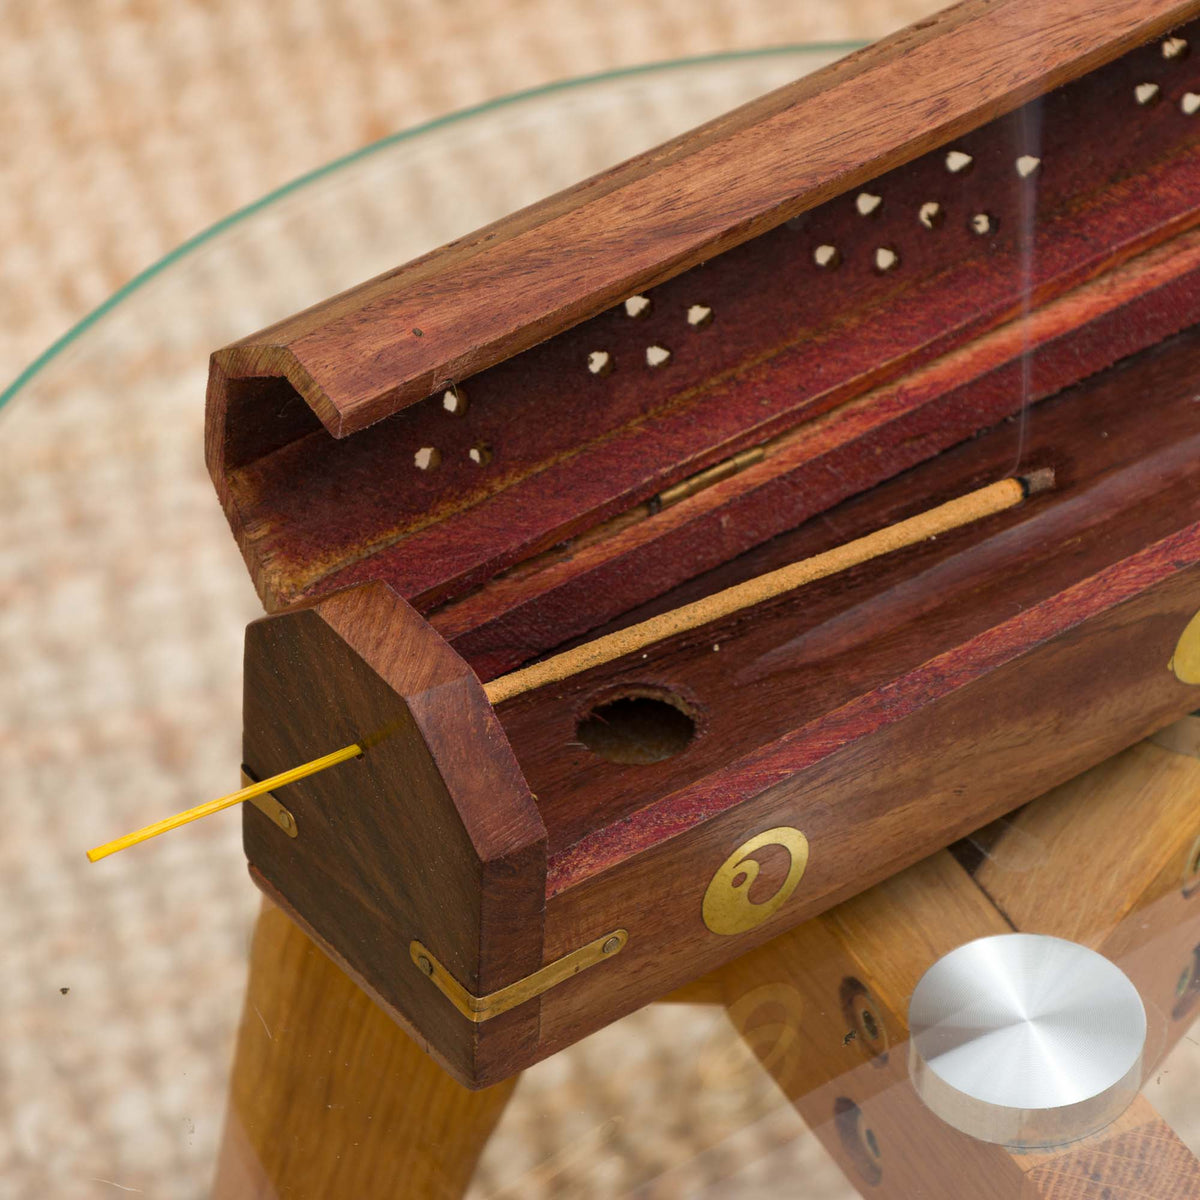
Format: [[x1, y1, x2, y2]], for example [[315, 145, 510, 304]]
[[2, 2, 1198, 1198]]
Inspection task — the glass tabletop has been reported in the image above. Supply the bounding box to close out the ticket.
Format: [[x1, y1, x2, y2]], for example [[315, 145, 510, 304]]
[[2, 43, 1197, 1200]]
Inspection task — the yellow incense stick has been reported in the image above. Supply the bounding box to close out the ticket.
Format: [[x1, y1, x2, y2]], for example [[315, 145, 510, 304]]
[[88, 473, 1049, 861], [86, 743, 363, 862]]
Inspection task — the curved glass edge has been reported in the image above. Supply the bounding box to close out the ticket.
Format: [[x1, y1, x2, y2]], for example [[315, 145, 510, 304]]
[[0, 42, 864, 416]]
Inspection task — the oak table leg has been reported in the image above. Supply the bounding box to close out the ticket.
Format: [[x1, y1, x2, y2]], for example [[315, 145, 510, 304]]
[[695, 722, 1200, 1197], [212, 901, 517, 1200]]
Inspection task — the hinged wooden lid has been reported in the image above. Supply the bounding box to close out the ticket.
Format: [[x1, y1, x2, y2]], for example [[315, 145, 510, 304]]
[[205, 0, 1200, 622]]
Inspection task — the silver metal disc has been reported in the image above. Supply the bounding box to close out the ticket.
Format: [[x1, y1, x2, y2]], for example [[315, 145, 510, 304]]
[[908, 933, 1146, 1148]]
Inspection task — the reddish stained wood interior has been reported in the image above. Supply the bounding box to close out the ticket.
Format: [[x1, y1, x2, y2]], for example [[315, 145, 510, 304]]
[[488, 329, 1200, 880], [435, 228, 1200, 678], [211, 0, 1199, 444], [225, 24, 1200, 629]]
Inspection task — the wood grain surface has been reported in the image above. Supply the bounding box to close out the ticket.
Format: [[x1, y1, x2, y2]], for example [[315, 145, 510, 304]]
[[437, 227, 1200, 677], [241, 582, 547, 1086], [525, 540, 1200, 1061], [211, 900, 518, 1199], [972, 730, 1200, 1061], [1019, 1098, 1200, 1199], [974, 741, 1200, 948], [210, 16, 1200, 617], [209, 0, 1200, 440], [695, 732, 1200, 1196], [502, 330, 1200, 869]]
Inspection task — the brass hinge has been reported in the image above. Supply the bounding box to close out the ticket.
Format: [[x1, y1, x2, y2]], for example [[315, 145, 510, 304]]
[[654, 446, 765, 511], [410, 929, 628, 1022]]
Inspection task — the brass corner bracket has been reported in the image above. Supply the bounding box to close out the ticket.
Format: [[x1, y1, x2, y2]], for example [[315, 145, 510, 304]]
[[411, 929, 628, 1023]]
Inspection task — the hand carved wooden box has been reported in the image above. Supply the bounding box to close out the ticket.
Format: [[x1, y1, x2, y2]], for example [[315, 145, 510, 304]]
[[202, 0, 1200, 1087]]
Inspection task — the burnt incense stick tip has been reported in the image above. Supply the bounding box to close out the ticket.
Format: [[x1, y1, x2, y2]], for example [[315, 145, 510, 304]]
[[1018, 467, 1056, 498]]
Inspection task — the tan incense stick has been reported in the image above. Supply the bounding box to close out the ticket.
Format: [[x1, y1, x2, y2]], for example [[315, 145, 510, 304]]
[[482, 474, 1047, 705], [87, 473, 1048, 860]]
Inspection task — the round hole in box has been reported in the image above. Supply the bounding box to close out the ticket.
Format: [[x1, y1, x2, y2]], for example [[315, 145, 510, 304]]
[[577, 691, 696, 764]]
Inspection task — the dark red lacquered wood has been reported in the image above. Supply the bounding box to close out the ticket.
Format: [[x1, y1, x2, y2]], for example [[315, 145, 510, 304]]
[[208, 0, 1197, 445], [486, 329, 1200, 874], [219, 22, 1200, 638], [233, 328, 1200, 1087], [437, 228, 1200, 676]]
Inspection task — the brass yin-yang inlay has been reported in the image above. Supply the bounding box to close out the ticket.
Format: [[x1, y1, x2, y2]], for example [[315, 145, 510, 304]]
[[702, 826, 809, 935]]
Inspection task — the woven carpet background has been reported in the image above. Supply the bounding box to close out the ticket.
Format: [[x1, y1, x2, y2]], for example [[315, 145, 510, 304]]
[[3, 2, 1199, 1198], [0, 0, 950, 388]]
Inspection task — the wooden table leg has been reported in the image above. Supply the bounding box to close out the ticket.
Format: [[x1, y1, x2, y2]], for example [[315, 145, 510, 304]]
[[973, 723, 1200, 1056], [689, 722, 1200, 1197], [212, 901, 517, 1199]]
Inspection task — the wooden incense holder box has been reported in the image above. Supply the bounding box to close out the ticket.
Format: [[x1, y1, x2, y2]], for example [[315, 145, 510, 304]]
[[206, 0, 1200, 1087]]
